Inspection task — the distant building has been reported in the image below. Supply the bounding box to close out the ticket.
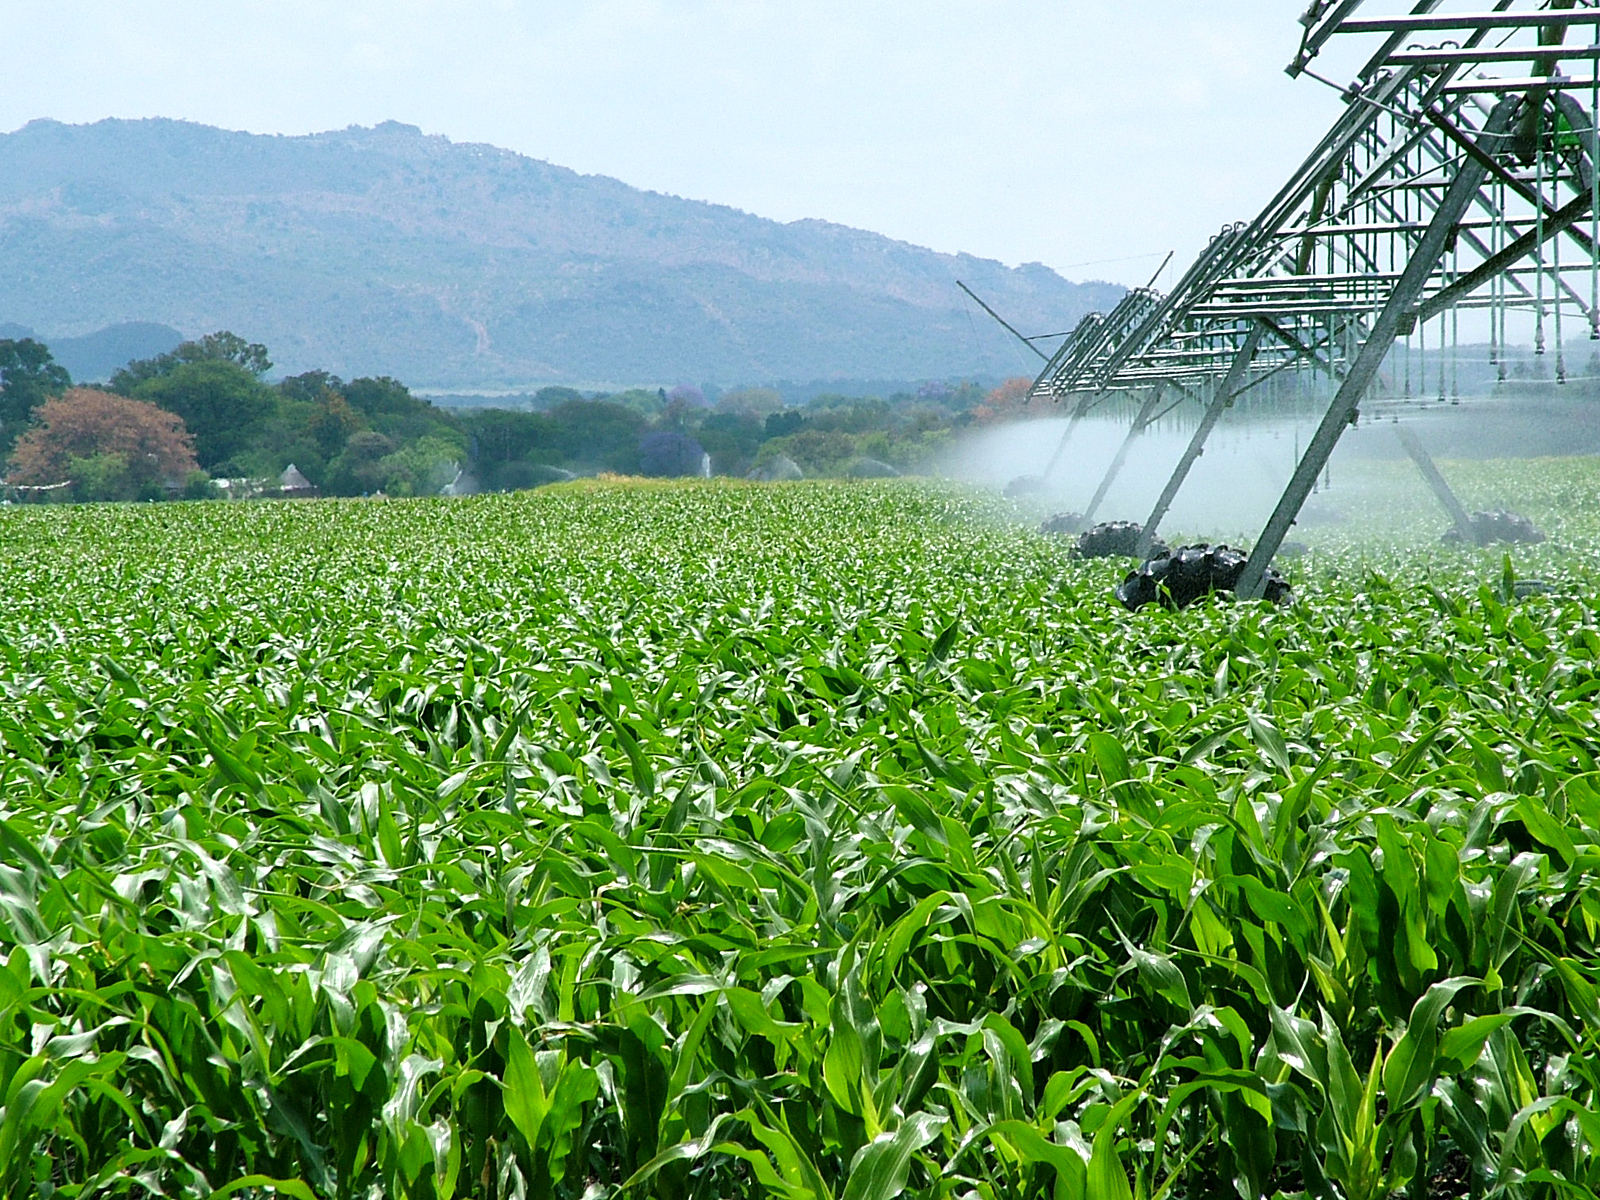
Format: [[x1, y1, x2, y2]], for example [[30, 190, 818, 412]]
[[215, 477, 269, 499], [280, 464, 318, 498]]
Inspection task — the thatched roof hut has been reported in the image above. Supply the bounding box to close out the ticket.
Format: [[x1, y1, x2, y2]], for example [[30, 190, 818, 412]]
[[280, 464, 318, 498]]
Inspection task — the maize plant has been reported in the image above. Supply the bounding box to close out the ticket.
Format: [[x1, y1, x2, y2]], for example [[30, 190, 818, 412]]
[[0, 473, 1597, 1199]]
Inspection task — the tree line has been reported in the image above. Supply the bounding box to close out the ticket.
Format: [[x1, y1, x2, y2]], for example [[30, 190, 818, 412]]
[[0, 331, 1015, 502]]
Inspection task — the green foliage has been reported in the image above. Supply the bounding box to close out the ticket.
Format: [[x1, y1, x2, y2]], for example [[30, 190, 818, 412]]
[[766, 409, 806, 438], [374, 435, 466, 497], [697, 411, 766, 475], [132, 359, 278, 470], [535, 386, 589, 409], [5, 321, 995, 496], [277, 370, 345, 406], [323, 431, 399, 496], [0, 338, 71, 446], [609, 388, 668, 418], [3, 475, 1598, 1198], [342, 378, 464, 452], [458, 409, 560, 487], [547, 399, 646, 472], [457, 383, 969, 485], [7, 389, 201, 500], [64, 451, 136, 501], [803, 394, 892, 434], [718, 387, 785, 417], [110, 330, 273, 394], [182, 470, 222, 500], [317, 432, 464, 497], [763, 427, 858, 476], [343, 376, 424, 419]]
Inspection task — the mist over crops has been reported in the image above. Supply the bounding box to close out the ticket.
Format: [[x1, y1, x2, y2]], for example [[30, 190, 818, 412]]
[[944, 394, 1600, 542], [943, 415, 1323, 537], [2, 474, 1599, 1198]]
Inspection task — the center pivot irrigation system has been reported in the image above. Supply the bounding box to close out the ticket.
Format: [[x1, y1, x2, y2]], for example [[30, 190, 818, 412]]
[[1019, 0, 1600, 597]]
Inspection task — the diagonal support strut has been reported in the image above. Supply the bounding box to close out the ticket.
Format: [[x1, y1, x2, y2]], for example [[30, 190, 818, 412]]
[[1039, 390, 1104, 483], [1394, 425, 1478, 544], [1236, 96, 1520, 599], [1081, 385, 1167, 524], [1135, 325, 1266, 558]]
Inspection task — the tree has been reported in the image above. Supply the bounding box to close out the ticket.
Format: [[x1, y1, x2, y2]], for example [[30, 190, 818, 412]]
[[0, 338, 71, 446], [342, 376, 465, 450], [342, 376, 434, 419], [258, 371, 366, 480], [548, 400, 645, 472], [609, 388, 666, 417], [374, 435, 464, 496], [6, 389, 199, 501], [969, 377, 1035, 425], [765, 428, 855, 476], [461, 409, 556, 463], [697, 411, 765, 475], [534, 386, 586, 409], [131, 359, 277, 470], [639, 430, 705, 477], [803, 394, 891, 434], [323, 430, 397, 496], [277, 370, 345, 406], [306, 393, 363, 458], [765, 410, 805, 438], [458, 409, 559, 491], [717, 387, 785, 418], [661, 385, 710, 432], [109, 330, 272, 393]]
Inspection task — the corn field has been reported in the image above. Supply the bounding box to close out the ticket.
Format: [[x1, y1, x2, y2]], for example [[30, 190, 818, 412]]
[[2, 473, 1598, 1199]]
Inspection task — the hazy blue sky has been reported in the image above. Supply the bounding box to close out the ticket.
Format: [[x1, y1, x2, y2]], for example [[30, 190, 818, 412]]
[[6, 2, 1355, 288]]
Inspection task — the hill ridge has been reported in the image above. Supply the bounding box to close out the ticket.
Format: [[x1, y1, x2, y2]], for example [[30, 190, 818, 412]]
[[0, 117, 1122, 387]]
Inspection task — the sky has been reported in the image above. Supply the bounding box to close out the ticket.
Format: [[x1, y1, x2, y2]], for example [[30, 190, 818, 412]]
[[4, 2, 1358, 289]]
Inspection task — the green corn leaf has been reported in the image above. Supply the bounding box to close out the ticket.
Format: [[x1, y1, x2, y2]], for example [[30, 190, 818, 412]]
[[1086, 1092, 1141, 1200], [209, 1176, 319, 1199], [840, 1112, 945, 1200], [1247, 711, 1292, 774], [1381, 977, 1479, 1108], [503, 1025, 550, 1151]]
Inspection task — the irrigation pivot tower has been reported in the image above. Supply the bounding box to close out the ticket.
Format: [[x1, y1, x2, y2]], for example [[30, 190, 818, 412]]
[[1031, 1, 1600, 595]]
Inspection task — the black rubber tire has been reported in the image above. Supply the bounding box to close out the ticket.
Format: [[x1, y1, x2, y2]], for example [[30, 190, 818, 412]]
[[1076, 520, 1162, 559], [1005, 475, 1046, 498], [1039, 511, 1085, 535], [1440, 509, 1546, 546], [1116, 543, 1292, 611]]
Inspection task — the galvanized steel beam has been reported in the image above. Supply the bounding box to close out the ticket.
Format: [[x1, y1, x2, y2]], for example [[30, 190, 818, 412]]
[[1136, 325, 1265, 558], [1236, 96, 1520, 599]]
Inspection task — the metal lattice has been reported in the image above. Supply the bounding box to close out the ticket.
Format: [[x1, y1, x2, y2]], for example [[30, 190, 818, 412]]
[[1031, 1, 1600, 595]]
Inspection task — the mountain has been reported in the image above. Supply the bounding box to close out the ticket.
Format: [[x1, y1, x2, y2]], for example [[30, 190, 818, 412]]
[[0, 118, 1122, 389], [0, 320, 183, 383]]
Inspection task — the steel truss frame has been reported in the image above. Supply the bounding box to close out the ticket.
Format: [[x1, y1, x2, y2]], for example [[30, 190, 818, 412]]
[[1031, 1, 1600, 596]]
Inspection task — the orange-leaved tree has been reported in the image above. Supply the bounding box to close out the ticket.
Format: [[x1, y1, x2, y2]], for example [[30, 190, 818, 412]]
[[6, 388, 200, 501], [969, 377, 1036, 425]]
